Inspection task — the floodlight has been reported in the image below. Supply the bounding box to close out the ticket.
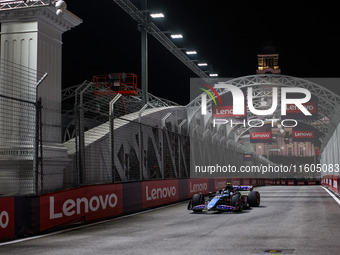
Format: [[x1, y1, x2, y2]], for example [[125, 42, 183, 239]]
[[150, 13, 164, 18], [171, 34, 183, 39], [186, 51, 197, 55]]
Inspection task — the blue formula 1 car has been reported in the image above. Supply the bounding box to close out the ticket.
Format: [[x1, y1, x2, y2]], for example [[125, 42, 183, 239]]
[[187, 183, 260, 213]]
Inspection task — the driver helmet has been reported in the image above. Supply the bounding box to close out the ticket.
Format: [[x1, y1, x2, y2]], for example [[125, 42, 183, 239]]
[[225, 182, 234, 192]]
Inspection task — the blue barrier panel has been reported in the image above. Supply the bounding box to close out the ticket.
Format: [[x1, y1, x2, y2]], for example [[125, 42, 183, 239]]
[[178, 179, 188, 201], [14, 196, 39, 237], [122, 182, 143, 214]]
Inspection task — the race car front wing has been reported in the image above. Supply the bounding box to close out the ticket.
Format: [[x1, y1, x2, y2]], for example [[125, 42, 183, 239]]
[[192, 204, 236, 211]]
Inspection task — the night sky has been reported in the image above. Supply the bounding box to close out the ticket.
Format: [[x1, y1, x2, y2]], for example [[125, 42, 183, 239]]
[[62, 1, 340, 105]]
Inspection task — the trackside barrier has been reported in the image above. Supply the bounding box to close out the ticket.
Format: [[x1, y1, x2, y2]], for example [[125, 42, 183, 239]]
[[40, 185, 123, 231], [0, 178, 320, 241], [322, 175, 339, 195], [142, 180, 179, 208], [0, 197, 15, 240]]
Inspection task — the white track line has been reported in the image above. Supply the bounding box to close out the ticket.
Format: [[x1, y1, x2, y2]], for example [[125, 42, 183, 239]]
[[321, 186, 340, 206], [0, 201, 187, 247]]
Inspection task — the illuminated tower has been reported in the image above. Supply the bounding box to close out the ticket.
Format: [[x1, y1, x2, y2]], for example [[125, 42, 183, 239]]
[[256, 46, 281, 74]]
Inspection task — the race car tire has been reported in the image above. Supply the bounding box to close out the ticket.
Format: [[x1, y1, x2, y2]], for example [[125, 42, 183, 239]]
[[240, 195, 248, 209], [191, 194, 205, 212], [231, 193, 242, 212], [248, 191, 260, 207], [187, 200, 192, 210]]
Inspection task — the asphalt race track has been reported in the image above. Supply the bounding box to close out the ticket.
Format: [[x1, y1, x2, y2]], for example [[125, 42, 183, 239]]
[[1, 186, 340, 255]]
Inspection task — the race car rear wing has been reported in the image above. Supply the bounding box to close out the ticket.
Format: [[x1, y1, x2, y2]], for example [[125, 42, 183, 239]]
[[233, 185, 253, 191]]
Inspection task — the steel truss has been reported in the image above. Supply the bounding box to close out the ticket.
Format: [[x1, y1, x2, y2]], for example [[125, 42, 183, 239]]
[[0, 0, 52, 11], [112, 0, 209, 79]]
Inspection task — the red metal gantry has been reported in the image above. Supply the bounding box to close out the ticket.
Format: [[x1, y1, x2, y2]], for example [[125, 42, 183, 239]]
[[93, 73, 138, 96]]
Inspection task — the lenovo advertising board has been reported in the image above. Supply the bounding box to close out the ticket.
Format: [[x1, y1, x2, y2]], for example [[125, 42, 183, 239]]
[[40, 184, 123, 231], [0, 197, 15, 240], [282, 94, 318, 120], [250, 124, 272, 143], [212, 90, 247, 123], [142, 180, 179, 208], [188, 179, 209, 197], [292, 130, 315, 142]]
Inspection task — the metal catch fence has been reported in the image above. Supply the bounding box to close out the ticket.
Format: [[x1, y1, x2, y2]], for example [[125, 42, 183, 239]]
[[71, 83, 191, 186], [0, 60, 275, 197], [0, 59, 46, 196]]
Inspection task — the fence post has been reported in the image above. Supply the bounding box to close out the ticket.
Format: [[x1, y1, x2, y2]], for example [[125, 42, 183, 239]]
[[138, 104, 148, 180], [74, 81, 89, 187], [78, 82, 92, 185], [74, 86, 82, 187], [34, 97, 42, 194], [109, 94, 122, 183], [178, 120, 187, 179], [39, 99, 43, 194], [34, 73, 47, 195], [161, 113, 171, 179]]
